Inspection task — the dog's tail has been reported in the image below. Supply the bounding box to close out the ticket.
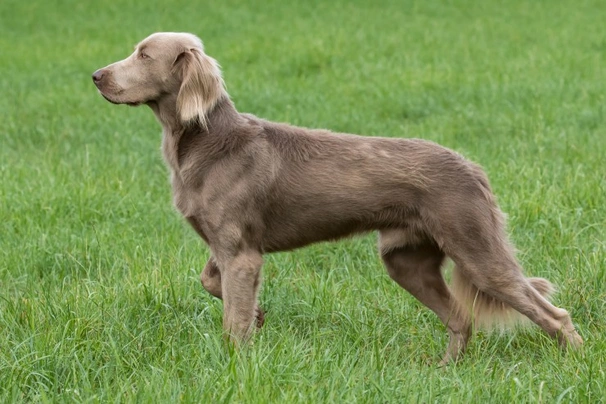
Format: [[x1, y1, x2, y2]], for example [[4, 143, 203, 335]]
[[450, 266, 554, 330]]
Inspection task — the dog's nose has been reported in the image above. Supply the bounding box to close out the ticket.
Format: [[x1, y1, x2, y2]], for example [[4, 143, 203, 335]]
[[92, 69, 104, 83]]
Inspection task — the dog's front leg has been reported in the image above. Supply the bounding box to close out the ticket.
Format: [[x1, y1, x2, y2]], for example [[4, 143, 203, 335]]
[[201, 258, 222, 298], [186, 215, 265, 328], [201, 258, 265, 328], [217, 250, 264, 343]]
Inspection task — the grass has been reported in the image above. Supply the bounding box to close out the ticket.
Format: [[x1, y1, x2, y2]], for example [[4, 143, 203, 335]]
[[1, 0, 605, 402]]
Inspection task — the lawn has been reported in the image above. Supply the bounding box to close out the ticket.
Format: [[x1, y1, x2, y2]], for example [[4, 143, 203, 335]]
[[1, 0, 605, 402]]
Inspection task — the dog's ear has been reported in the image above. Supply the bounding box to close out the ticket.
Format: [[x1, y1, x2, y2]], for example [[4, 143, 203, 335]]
[[174, 48, 223, 126]]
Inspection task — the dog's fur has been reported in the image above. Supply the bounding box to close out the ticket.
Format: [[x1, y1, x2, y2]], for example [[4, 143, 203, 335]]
[[93, 32, 582, 363]]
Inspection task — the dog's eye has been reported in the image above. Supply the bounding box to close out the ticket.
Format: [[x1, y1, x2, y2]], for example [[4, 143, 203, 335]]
[[139, 52, 150, 59]]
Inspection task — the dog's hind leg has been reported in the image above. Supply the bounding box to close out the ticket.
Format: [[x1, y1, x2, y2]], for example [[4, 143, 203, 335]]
[[449, 242, 583, 349], [437, 200, 583, 349], [379, 230, 471, 364]]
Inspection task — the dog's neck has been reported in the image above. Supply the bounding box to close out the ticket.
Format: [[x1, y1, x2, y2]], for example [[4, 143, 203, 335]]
[[147, 94, 181, 134], [147, 94, 240, 173]]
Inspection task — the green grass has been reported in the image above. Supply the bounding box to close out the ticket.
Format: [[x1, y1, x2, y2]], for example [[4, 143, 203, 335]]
[[1, 0, 605, 402]]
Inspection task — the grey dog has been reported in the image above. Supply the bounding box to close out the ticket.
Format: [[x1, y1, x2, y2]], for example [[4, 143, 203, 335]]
[[93, 32, 582, 363]]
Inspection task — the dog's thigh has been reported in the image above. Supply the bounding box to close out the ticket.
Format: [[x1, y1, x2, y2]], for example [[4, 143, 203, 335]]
[[379, 230, 471, 363]]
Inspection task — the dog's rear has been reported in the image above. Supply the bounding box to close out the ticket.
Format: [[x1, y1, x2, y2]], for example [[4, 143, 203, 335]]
[[93, 32, 583, 363]]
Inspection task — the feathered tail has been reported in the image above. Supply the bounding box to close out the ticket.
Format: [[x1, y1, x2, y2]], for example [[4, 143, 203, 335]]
[[450, 265, 554, 330]]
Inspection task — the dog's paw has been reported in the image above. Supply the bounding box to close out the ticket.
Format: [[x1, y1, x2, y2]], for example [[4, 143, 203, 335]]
[[255, 306, 265, 328], [561, 329, 583, 349]]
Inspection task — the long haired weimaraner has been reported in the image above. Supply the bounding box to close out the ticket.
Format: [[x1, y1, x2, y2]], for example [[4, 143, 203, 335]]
[[92, 32, 582, 363]]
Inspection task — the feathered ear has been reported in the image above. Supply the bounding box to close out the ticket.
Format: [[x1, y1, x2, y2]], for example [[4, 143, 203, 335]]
[[174, 48, 224, 126]]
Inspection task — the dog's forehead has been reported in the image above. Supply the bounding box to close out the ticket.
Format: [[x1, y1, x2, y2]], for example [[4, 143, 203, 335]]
[[138, 32, 203, 52]]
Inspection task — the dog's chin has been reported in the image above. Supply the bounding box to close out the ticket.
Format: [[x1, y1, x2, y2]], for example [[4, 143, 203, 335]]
[[99, 92, 142, 107]]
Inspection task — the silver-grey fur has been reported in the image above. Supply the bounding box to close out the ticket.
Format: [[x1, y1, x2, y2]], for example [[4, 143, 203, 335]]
[[93, 32, 582, 363]]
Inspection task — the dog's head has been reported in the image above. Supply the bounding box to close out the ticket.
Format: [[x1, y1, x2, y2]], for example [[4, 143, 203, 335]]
[[92, 32, 224, 124]]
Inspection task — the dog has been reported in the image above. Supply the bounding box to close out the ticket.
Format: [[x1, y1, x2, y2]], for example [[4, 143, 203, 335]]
[[92, 32, 582, 363]]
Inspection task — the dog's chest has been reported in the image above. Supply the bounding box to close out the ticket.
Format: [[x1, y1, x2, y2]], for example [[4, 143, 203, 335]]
[[170, 171, 195, 217], [161, 131, 181, 173]]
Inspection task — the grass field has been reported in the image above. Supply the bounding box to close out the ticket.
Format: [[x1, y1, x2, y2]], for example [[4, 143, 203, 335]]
[[1, 0, 605, 402]]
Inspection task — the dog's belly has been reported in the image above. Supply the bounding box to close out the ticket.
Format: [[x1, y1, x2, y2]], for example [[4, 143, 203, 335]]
[[261, 198, 421, 253], [262, 218, 367, 252]]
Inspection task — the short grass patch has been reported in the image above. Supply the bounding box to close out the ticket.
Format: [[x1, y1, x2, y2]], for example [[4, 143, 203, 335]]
[[1, 0, 605, 402]]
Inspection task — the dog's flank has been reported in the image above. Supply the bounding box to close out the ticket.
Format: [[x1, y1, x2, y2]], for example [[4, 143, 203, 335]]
[[93, 32, 583, 363]]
